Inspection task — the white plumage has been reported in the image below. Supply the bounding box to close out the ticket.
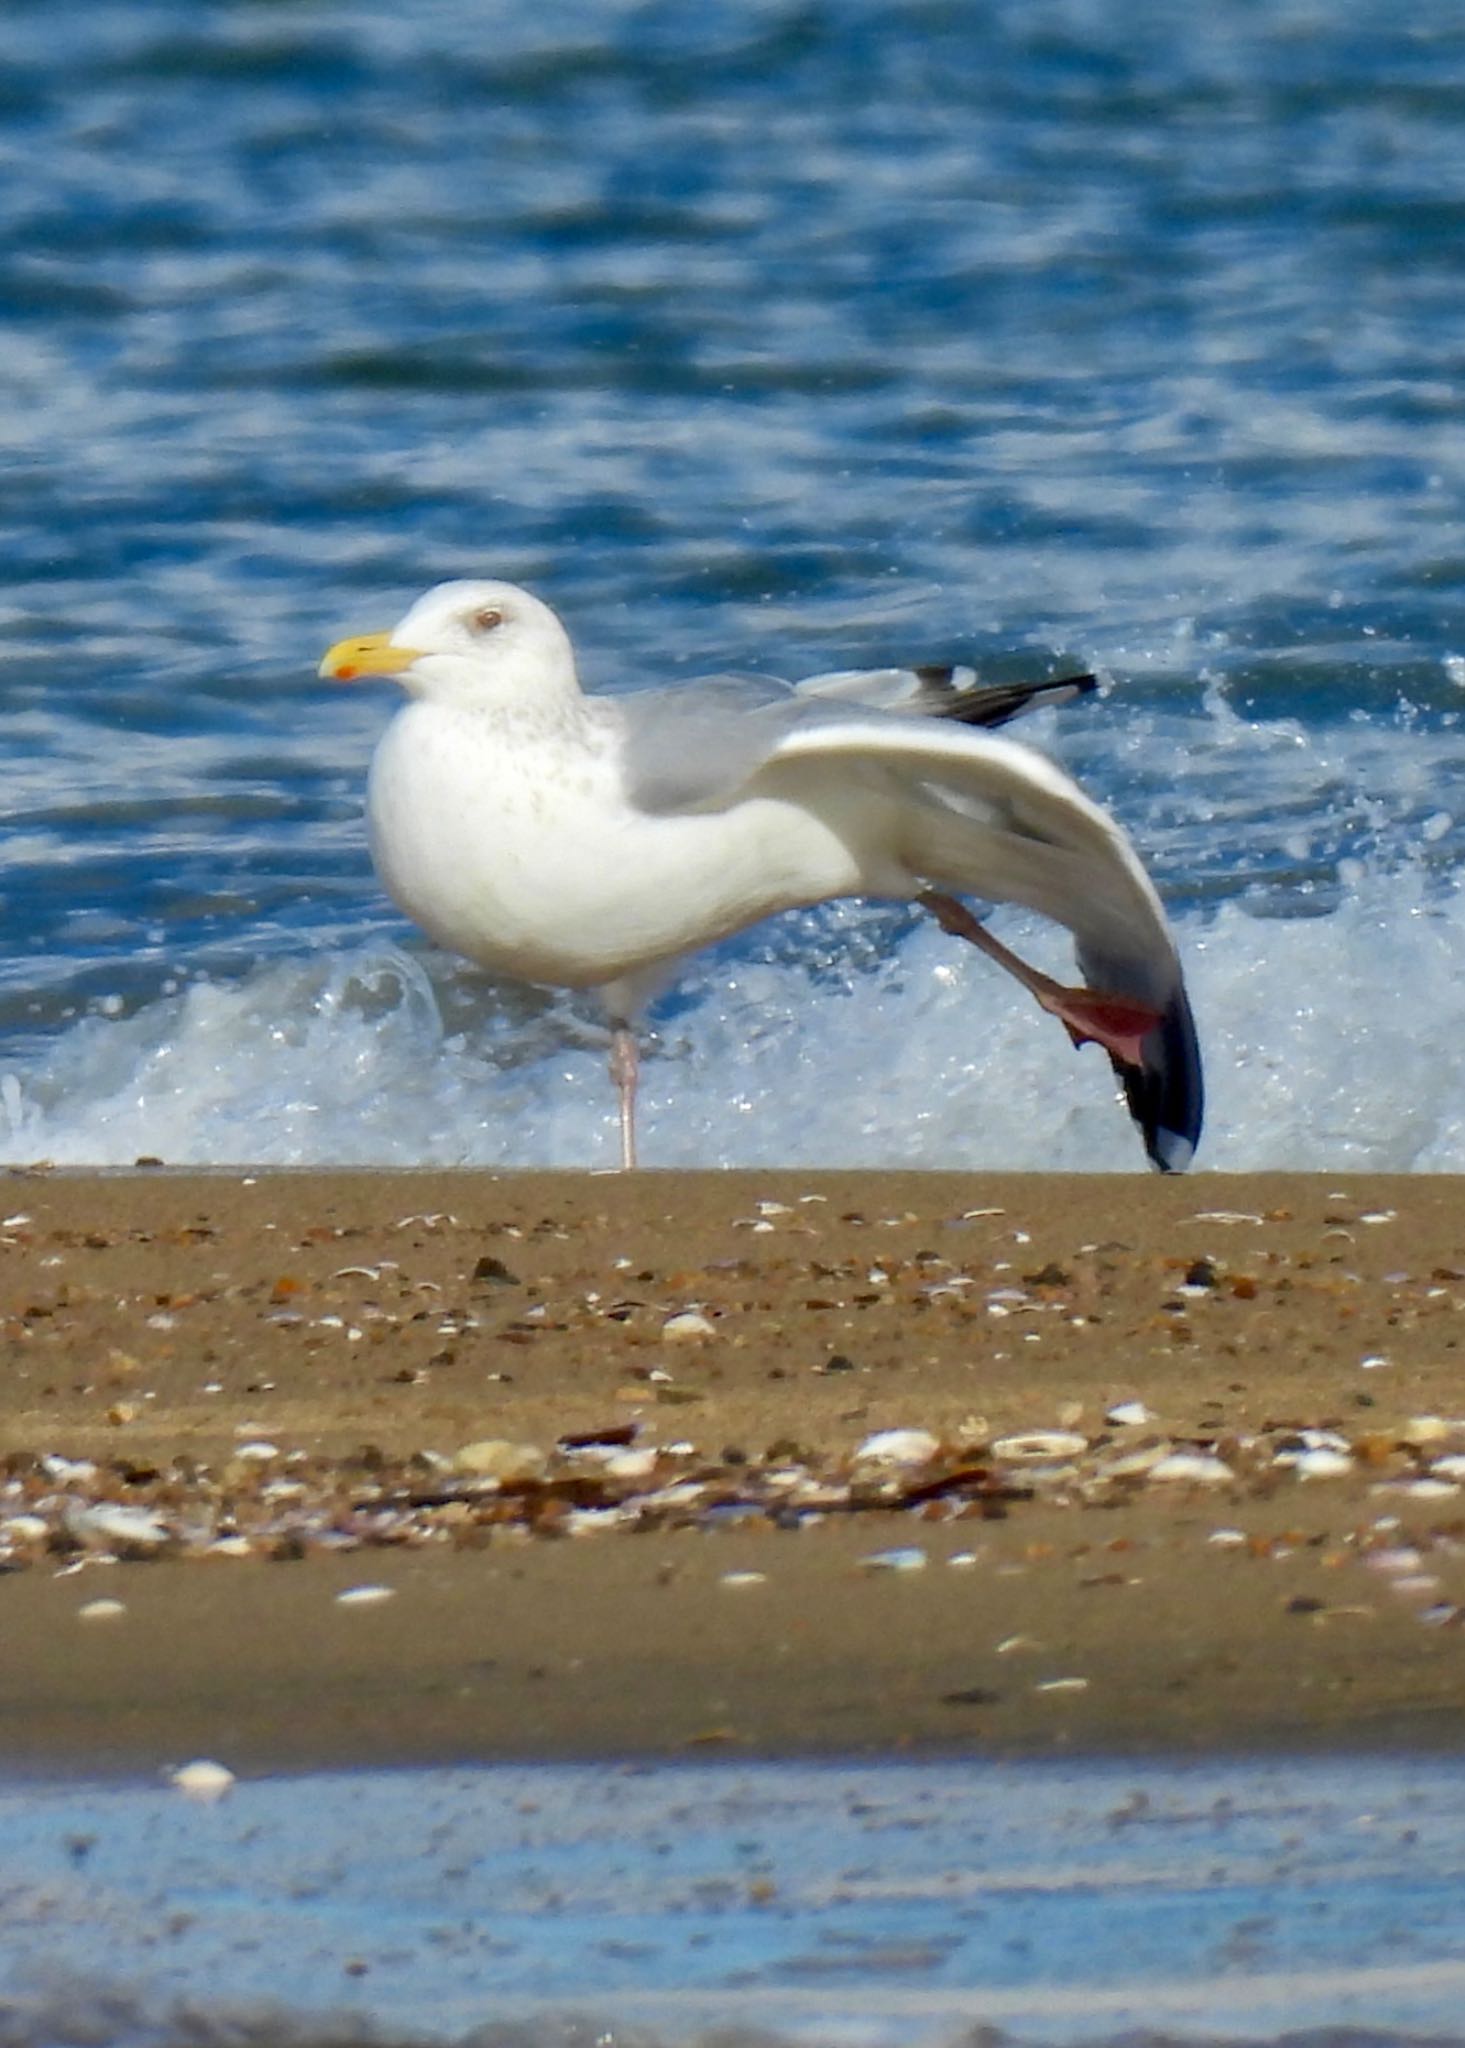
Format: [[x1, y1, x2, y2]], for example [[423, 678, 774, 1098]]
[[321, 578, 1203, 1171]]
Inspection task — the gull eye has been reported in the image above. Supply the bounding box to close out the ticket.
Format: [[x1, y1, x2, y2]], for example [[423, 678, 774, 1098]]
[[471, 605, 503, 634]]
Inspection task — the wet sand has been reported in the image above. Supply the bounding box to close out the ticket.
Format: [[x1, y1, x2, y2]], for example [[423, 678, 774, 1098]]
[[5, 1168, 1465, 1773]]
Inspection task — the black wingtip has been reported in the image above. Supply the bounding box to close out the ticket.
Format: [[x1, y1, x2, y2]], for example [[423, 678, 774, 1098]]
[[1117, 982, 1204, 1173], [938, 671, 1099, 731]]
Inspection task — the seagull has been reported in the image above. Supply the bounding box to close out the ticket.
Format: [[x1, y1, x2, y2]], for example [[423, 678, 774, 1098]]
[[320, 579, 1203, 1172]]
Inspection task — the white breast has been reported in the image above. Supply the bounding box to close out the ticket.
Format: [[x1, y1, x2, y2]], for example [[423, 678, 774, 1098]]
[[365, 700, 877, 990]]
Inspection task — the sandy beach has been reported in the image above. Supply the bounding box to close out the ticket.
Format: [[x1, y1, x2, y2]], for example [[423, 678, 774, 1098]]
[[5, 1167, 1465, 1773]]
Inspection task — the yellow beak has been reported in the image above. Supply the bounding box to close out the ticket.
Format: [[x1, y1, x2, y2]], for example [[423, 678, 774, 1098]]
[[318, 632, 426, 681]]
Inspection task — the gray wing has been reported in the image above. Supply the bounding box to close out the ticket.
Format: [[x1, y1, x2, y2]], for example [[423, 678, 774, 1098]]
[[612, 666, 1096, 816], [608, 675, 810, 815]]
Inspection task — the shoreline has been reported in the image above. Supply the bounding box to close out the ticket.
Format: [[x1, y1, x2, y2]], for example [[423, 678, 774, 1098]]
[[5, 1168, 1465, 1774]]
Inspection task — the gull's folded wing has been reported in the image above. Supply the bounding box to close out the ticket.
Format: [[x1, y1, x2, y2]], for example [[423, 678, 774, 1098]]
[[795, 665, 1098, 728]]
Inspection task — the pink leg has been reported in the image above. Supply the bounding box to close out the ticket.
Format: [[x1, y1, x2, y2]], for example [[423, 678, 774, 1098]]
[[917, 891, 1161, 1070], [609, 1024, 639, 1170]]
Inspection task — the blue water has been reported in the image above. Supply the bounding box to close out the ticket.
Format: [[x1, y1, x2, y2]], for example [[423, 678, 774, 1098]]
[[4, 0, 1465, 1168], [5, 1755, 1465, 2045]]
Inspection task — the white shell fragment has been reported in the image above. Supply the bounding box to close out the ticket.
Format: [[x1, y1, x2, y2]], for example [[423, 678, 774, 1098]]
[[335, 1585, 395, 1607], [603, 1447, 660, 1481], [65, 1502, 170, 1551], [1105, 1401, 1150, 1427], [860, 1546, 928, 1572], [1400, 1416, 1452, 1447], [1284, 1448, 1355, 1480], [719, 1571, 768, 1588], [661, 1311, 717, 1342], [453, 1440, 548, 1481], [171, 1760, 236, 1803], [992, 1431, 1088, 1462], [77, 1598, 126, 1622], [1366, 1546, 1425, 1575], [1148, 1452, 1234, 1485], [853, 1428, 940, 1468]]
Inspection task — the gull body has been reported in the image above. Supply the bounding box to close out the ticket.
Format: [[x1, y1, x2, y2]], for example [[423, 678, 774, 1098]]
[[321, 578, 1203, 1171]]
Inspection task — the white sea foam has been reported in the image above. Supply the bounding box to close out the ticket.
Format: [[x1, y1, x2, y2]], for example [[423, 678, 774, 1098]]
[[1, 854, 1458, 1172]]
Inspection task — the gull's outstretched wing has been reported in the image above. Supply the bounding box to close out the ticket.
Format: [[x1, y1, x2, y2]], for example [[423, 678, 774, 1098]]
[[750, 716, 1203, 1173]]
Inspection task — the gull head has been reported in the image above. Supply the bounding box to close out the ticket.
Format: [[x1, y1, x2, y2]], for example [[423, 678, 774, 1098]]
[[319, 579, 579, 707]]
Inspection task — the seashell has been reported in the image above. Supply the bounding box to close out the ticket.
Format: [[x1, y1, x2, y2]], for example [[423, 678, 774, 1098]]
[[1400, 1415, 1453, 1447], [603, 1447, 660, 1481], [77, 1599, 126, 1622], [1099, 1442, 1176, 1479], [1105, 1401, 1150, 1427], [661, 1311, 717, 1342], [171, 1760, 236, 1803], [41, 1456, 97, 1483], [720, 1571, 768, 1588], [1148, 1452, 1233, 1485], [992, 1431, 1088, 1462], [336, 1585, 395, 1606], [563, 1505, 639, 1536], [453, 1439, 548, 1481], [853, 1428, 940, 1467], [66, 1502, 170, 1551], [1275, 1447, 1354, 1478], [1365, 1546, 1424, 1574], [860, 1546, 927, 1572]]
